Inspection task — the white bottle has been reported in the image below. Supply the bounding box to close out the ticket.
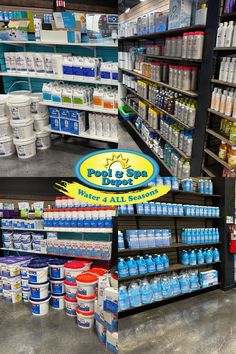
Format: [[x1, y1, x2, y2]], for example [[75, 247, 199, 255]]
[[216, 23, 223, 47], [219, 57, 226, 80], [222, 57, 231, 82], [219, 90, 227, 113], [219, 22, 228, 48], [225, 21, 234, 47], [214, 89, 222, 112], [232, 24, 236, 47], [210, 88, 217, 110], [225, 91, 234, 116], [228, 58, 236, 83], [232, 99, 236, 118]]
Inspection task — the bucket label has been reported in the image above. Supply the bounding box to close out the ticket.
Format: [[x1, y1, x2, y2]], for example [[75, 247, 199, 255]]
[[50, 268, 61, 279], [51, 298, 59, 308], [31, 287, 40, 298], [32, 304, 40, 315]]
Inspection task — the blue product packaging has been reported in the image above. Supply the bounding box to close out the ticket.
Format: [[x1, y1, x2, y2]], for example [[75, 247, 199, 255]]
[[126, 258, 138, 276], [49, 107, 60, 117], [155, 230, 163, 247], [138, 230, 148, 248], [128, 283, 142, 307], [60, 108, 70, 118], [50, 117, 60, 131], [126, 230, 139, 249], [118, 258, 129, 278], [150, 278, 163, 301], [146, 229, 156, 248], [136, 256, 147, 275], [118, 286, 130, 311], [140, 280, 153, 304], [145, 256, 156, 273], [69, 110, 80, 121]]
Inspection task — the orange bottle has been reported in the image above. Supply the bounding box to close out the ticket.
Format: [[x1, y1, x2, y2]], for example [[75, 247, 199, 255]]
[[218, 141, 227, 161], [228, 146, 236, 167]]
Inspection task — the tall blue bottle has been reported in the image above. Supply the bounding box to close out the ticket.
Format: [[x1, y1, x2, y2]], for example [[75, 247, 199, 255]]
[[128, 282, 142, 307], [136, 256, 147, 275], [140, 279, 153, 304], [126, 257, 139, 276], [118, 286, 130, 311], [118, 258, 129, 278], [162, 254, 170, 270]]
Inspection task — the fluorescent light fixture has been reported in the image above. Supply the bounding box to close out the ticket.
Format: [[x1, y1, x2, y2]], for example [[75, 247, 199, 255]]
[[140, 0, 146, 2], [125, 7, 130, 13]]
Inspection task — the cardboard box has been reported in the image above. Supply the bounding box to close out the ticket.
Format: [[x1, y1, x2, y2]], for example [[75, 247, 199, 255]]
[[168, 0, 192, 29], [86, 14, 118, 42], [96, 320, 107, 344], [106, 331, 118, 354], [103, 287, 118, 314]]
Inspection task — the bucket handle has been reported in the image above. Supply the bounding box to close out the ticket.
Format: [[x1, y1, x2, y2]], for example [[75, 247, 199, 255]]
[[7, 81, 32, 94]]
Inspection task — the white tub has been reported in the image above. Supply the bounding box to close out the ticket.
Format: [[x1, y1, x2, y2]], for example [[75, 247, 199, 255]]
[[76, 293, 95, 313], [10, 119, 34, 140], [33, 113, 49, 132], [76, 273, 98, 297], [13, 135, 36, 159], [0, 117, 12, 138], [2, 276, 21, 291], [21, 278, 29, 290], [76, 309, 94, 329], [22, 289, 30, 302], [7, 95, 31, 121], [49, 262, 65, 280], [36, 131, 51, 150], [0, 95, 8, 117], [29, 281, 49, 300], [64, 280, 77, 300], [50, 294, 65, 310], [30, 296, 50, 316], [30, 93, 48, 115], [50, 279, 65, 295], [0, 135, 15, 157], [3, 288, 22, 303], [64, 296, 77, 317], [28, 265, 48, 284]]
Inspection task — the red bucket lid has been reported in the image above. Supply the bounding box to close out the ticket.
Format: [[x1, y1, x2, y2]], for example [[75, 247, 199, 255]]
[[76, 308, 94, 316], [89, 268, 107, 276], [64, 295, 77, 303], [76, 273, 98, 283], [64, 260, 87, 269], [76, 293, 96, 301]]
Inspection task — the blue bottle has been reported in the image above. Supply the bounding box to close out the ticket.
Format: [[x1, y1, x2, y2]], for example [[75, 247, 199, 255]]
[[140, 280, 153, 304], [189, 271, 200, 291], [213, 248, 220, 262], [150, 277, 163, 301], [118, 258, 129, 278], [155, 255, 164, 272], [126, 257, 139, 276], [118, 286, 130, 311], [145, 255, 156, 273], [171, 273, 181, 296], [162, 254, 170, 270], [118, 231, 125, 249], [203, 248, 207, 262], [128, 282, 142, 307], [205, 249, 213, 263], [189, 250, 197, 266], [181, 250, 189, 265], [136, 256, 147, 275], [179, 273, 191, 294], [161, 276, 172, 298], [197, 249, 205, 265]]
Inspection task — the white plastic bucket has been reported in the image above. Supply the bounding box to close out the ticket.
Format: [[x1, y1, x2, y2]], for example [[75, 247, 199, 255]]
[[28, 265, 48, 284], [21, 278, 29, 291], [36, 131, 51, 150], [30, 296, 50, 316], [0, 135, 15, 157], [49, 262, 65, 280], [7, 95, 31, 121], [0, 95, 8, 117], [76, 274, 98, 297], [13, 135, 36, 159], [64, 296, 77, 317], [30, 93, 47, 115], [29, 281, 49, 300], [22, 289, 30, 302], [64, 281, 77, 300], [50, 294, 65, 310], [76, 293, 96, 313], [33, 114, 49, 132], [10, 119, 34, 140], [76, 309, 94, 329], [50, 279, 65, 295], [0, 117, 12, 138]]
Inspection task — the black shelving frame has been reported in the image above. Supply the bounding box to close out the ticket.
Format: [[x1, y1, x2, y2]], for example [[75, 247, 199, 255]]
[[119, 0, 221, 176], [118, 178, 235, 318]]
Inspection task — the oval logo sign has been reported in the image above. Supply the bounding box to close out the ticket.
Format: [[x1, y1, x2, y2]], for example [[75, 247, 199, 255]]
[[74, 149, 159, 191]]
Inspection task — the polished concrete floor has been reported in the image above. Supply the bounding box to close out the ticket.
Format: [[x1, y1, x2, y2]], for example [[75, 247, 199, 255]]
[[119, 289, 236, 354], [0, 122, 139, 177], [0, 299, 106, 354]]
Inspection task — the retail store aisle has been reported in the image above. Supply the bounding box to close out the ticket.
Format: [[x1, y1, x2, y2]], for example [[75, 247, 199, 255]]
[[0, 300, 105, 354], [0, 123, 139, 177], [119, 289, 236, 354]]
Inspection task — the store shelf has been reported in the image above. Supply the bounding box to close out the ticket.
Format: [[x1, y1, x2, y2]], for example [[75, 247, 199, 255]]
[[221, 11, 236, 19], [119, 25, 206, 41], [1, 227, 45, 232], [47, 127, 119, 144], [0, 40, 118, 47], [41, 101, 118, 115], [206, 128, 236, 146], [202, 166, 217, 177], [0, 247, 44, 254], [118, 242, 222, 256], [1, 227, 113, 233], [143, 54, 202, 63], [118, 283, 220, 318], [118, 214, 221, 219], [0, 72, 118, 86], [208, 108, 236, 122], [214, 47, 236, 51], [211, 78, 236, 89], [119, 262, 221, 282], [120, 68, 198, 97], [125, 85, 193, 129], [204, 148, 235, 170]]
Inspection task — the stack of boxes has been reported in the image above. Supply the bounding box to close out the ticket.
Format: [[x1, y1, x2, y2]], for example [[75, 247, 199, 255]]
[[49, 107, 86, 135], [95, 273, 118, 354]]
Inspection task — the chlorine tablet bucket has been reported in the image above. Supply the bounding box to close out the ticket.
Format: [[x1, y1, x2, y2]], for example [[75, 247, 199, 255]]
[[50, 294, 65, 310], [49, 259, 65, 280], [0, 117, 12, 138], [10, 119, 34, 140], [22, 289, 30, 302], [21, 278, 29, 290], [7, 95, 31, 121], [0, 135, 15, 157], [64, 296, 77, 317], [29, 281, 49, 300], [76, 293, 96, 313], [33, 114, 49, 132], [76, 273, 98, 297], [35, 131, 51, 150], [30, 295, 50, 316], [30, 93, 47, 115], [27, 262, 48, 284], [88, 268, 107, 277], [64, 260, 92, 282], [76, 309, 94, 329], [0, 95, 8, 117], [64, 280, 77, 299], [13, 135, 36, 159], [50, 279, 65, 295]]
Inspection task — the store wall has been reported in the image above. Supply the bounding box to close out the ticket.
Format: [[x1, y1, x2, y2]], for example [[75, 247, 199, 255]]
[[119, 0, 168, 23]]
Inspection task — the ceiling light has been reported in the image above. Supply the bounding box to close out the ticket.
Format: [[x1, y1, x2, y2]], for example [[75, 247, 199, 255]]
[[125, 7, 130, 13]]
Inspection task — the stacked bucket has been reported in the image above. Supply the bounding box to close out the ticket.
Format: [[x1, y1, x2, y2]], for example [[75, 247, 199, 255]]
[[49, 259, 66, 310], [0, 95, 15, 157]]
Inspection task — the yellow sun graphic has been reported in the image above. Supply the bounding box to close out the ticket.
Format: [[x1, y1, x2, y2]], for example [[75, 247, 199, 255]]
[[104, 153, 131, 169]]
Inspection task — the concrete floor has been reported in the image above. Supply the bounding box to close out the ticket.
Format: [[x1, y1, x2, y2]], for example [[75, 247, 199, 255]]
[[0, 122, 139, 177], [0, 299, 106, 354], [119, 288, 236, 354]]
